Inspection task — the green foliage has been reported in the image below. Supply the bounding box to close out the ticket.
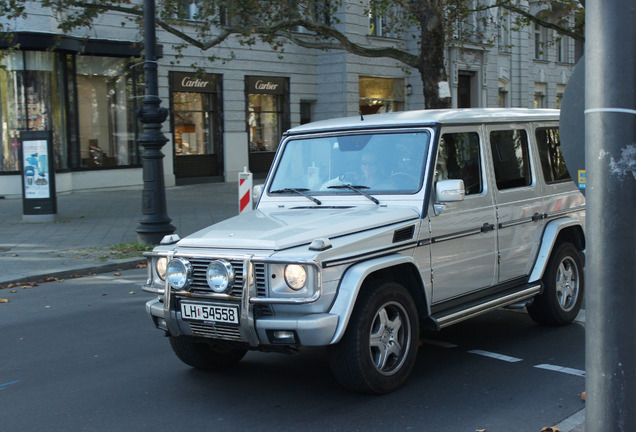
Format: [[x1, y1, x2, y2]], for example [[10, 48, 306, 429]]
[[0, 0, 584, 108]]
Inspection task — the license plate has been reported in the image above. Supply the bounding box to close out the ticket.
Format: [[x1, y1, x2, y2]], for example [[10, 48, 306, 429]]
[[180, 302, 240, 325]]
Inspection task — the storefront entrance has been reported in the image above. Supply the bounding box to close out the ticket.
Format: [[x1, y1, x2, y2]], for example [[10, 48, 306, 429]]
[[171, 72, 223, 183], [246, 76, 289, 175]]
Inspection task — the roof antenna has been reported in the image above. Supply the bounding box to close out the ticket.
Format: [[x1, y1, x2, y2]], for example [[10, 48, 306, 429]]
[[359, 110, 364, 121]]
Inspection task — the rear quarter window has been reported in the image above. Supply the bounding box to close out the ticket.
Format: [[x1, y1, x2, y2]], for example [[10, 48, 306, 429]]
[[535, 128, 571, 183]]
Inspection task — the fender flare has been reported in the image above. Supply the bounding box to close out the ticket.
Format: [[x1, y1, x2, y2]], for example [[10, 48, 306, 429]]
[[528, 217, 585, 283], [328, 254, 425, 344]]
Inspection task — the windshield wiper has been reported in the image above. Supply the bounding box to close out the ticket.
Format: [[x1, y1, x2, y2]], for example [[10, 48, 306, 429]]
[[270, 188, 322, 205], [328, 184, 380, 205]]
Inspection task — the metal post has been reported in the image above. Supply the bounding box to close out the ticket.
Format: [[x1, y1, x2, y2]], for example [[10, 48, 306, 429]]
[[585, 0, 636, 430], [136, 0, 175, 244]]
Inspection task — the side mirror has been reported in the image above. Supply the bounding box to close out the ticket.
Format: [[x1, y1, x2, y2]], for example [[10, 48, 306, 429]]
[[436, 179, 465, 203], [253, 184, 264, 206]]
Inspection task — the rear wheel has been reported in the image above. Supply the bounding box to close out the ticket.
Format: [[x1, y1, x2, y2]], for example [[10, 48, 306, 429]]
[[328, 281, 419, 394], [169, 336, 247, 370], [527, 242, 584, 325]]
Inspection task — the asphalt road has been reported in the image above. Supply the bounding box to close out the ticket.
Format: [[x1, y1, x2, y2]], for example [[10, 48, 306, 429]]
[[1, 268, 585, 432]]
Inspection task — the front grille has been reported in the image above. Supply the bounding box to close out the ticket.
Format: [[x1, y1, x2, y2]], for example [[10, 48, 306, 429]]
[[189, 322, 243, 341], [188, 258, 245, 297], [254, 263, 267, 297]]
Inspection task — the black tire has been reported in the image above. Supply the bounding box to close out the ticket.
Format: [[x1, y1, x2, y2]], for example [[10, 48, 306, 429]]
[[169, 336, 247, 370], [328, 281, 419, 394], [527, 242, 584, 326]]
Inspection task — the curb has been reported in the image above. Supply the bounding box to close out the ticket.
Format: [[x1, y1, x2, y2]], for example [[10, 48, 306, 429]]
[[0, 257, 145, 288]]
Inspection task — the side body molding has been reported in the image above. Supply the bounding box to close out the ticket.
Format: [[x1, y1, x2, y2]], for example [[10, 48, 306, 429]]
[[528, 217, 585, 283], [328, 254, 426, 344]]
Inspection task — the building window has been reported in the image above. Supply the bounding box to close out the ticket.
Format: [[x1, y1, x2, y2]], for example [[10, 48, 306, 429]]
[[498, 79, 509, 108], [369, 2, 395, 38], [498, 8, 512, 53], [556, 33, 571, 63], [534, 82, 546, 108], [556, 84, 566, 108], [359, 76, 404, 114], [534, 24, 548, 60], [74, 56, 143, 168], [300, 101, 313, 125]]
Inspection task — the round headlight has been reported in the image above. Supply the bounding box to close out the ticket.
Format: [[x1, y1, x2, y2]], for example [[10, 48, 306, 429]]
[[206, 260, 235, 293], [155, 257, 168, 281], [166, 258, 192, 289], [284, 264, 307, 290]]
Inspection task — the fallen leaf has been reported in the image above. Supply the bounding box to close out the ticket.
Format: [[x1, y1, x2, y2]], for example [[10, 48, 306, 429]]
[[0, 298, 9, 303], [12, 254, 19, 257], [136, 261, 148, 269], [581, 391, 586, 401], [114, 272, 121, 276], [7, 283, 16, 288], [540, 427, 560, 432], [70, 274, 81, 278], [128, 291, 135, 295], [101, 293, 107, 296], [57, 279, 64, 283], [10, 290, 17, 293]]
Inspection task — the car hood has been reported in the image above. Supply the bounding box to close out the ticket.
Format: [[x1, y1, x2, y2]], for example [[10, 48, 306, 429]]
[[177, 206, 420, 251]]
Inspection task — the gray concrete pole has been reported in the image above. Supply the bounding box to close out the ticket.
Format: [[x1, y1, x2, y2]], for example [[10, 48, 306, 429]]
[[585, 0, 636, 430], [136, 0, 175, 244]]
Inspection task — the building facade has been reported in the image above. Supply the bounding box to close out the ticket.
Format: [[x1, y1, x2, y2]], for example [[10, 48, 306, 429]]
[[0, 1, 577, 197]]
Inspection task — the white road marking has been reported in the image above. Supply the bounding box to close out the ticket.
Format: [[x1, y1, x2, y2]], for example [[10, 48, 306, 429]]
[[534, 364, 585, 377], [468, 350, 523, 363]]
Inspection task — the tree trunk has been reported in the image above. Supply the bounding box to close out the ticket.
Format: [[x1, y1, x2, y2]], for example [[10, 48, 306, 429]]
[[416, 5, 451, 109]]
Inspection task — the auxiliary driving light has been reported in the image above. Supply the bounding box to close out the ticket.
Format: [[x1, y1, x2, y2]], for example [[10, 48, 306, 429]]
[[206, 260, 235, 293], [166, 258, 192, 289]]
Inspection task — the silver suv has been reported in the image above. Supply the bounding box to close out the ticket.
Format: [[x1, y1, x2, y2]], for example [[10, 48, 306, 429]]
[[142, 108, 585, 394]]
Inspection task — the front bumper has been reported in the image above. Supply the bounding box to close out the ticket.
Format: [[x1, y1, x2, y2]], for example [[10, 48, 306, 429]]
[[146, 298, 338, 347]]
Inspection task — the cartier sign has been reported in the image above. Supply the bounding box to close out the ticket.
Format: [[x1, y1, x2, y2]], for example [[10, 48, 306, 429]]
[[248, 76, 286, 95], [172, 71, 218, 93]]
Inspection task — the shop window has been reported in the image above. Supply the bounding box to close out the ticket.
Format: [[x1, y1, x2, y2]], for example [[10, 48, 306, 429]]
[[75, 56, 143, 168], [0, 51, 67, 172], [173, 92, 215, 156], [359, 76, 404, 115]]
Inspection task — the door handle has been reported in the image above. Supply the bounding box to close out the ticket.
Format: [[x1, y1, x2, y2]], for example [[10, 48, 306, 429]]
[[481, 223, 495, 232]]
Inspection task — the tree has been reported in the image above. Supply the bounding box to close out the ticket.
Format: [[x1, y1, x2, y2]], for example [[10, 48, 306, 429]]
[[1, 0, 584, 109]]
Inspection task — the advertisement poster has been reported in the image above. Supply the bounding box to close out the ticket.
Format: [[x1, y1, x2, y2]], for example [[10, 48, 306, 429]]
[[22, 139, 50, 199]]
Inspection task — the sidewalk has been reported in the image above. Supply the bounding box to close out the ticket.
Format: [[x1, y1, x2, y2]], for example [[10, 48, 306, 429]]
[[0, 182, 239, 286], [0, 181, 586, 432]]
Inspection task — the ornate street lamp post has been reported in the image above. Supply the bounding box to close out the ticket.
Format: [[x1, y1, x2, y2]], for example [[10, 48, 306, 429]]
[[136, 0, 175, 244]]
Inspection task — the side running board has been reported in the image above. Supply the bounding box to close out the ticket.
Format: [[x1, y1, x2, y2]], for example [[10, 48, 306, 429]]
[[426, 284, 542, 330]]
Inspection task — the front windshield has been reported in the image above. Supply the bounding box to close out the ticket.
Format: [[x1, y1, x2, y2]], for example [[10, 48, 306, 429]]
[[269, 130, 429, 195]]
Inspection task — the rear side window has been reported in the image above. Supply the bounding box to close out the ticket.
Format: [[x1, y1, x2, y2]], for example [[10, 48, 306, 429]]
[[536, 128, 571, 183], [490, 129, 532, 190], [436, 132, 483, 195]]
